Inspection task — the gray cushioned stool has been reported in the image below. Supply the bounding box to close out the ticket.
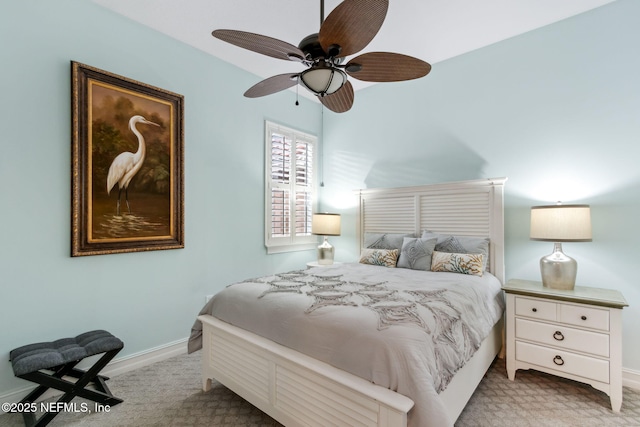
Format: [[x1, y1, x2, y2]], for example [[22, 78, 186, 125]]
[[9, 330, 124, 427]]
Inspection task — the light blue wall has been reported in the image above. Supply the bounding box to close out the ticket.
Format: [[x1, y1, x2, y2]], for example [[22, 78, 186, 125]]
[[322, 0, 640, 371], [0, 1, 321, 396]]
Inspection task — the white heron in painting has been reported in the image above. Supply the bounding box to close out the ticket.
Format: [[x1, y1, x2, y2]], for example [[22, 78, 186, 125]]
[[107, 115, 159, 215]]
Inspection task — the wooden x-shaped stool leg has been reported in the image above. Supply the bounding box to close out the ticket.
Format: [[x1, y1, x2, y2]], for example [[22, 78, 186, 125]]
[[16, 348, 123, 427]]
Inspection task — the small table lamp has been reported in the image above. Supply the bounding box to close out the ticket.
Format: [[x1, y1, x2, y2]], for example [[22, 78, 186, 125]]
[[312, 213, 341, 265], [530, 204, 592, 290]]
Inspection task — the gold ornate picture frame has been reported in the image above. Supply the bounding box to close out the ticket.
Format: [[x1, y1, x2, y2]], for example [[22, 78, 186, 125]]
[[71, 62, 184, 256]]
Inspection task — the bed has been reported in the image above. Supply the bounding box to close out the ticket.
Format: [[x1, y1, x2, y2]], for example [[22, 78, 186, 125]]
[[189, 177, 507, 427]]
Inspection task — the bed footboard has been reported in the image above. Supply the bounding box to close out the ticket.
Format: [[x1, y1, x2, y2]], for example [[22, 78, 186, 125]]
[[199, 315, 414, 427]]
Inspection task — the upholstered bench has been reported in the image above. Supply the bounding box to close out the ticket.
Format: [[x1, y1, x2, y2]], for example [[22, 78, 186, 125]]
[[9, 330, 124, 427]]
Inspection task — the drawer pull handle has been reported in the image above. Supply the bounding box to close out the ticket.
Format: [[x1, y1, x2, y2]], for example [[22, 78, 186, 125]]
[[553, 331, 565, 341], [581, 315, 587, 321], [553, 355, 565, 366], [532, 308, 538, 313]]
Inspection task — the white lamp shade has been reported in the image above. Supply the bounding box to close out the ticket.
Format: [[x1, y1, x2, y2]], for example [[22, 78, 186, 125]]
[[300, 67, 346, 95], [312, 213, 341, 236], [530, 204, 592, 242]]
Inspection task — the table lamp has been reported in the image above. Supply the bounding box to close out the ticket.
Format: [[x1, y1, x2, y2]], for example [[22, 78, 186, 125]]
[[530, 204, 592, 290], [312, 213, 341, 265]]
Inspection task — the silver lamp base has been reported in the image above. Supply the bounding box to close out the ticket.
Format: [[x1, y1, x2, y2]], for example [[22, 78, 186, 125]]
[[540, 242, 577, 290], [317, 236, 335, 265]]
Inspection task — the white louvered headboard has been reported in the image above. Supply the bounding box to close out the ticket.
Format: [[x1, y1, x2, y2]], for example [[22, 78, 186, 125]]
[[357, 178, 507, 284]]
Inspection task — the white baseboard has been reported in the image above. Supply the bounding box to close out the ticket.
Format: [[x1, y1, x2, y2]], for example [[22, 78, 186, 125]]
[[0, 337, 188, 412], [623, 368, 640, 391], [100, 337, 188, 378]]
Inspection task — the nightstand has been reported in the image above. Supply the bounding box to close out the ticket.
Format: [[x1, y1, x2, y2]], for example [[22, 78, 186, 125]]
[[503, 279, 627, 411]]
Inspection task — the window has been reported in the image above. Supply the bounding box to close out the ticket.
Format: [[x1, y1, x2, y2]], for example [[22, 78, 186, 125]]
[[265, 121, 318, 253]]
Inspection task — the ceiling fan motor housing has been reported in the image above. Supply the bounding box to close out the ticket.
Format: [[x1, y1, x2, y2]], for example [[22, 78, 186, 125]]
[[298, 33, 342, 61]]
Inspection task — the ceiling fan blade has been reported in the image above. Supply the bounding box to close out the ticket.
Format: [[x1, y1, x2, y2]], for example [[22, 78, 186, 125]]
[[213, 29, 305, 61], [320, 81, 354, 113], [244, 74, 299, 98], [319, 0, 388, 58], [346, 52, 431, 82]]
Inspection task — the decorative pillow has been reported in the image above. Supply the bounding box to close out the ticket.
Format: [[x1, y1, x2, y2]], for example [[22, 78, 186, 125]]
[[422, 231, 490, 270], [434, 235, 466, 253], [359, 249, 399, 268], [364, 232, 415, 252], [431, 251, 484, 276], [397, 237, 438, 270]]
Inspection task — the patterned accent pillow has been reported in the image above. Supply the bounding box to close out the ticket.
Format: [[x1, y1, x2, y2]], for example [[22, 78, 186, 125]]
[[397, 237, 438, 270], [431, 251, 484, 276], [359, 249, 399, 268], [364, 233, 414, 251], [434, 236, 466, 253], [422, 231, 490, 270]]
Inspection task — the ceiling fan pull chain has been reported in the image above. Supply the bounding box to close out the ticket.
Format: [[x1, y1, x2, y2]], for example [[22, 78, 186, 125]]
[[295, 76, 300, 106]]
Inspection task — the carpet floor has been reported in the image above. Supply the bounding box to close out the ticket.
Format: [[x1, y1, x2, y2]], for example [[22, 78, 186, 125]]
[[1, 351, 639, 426]]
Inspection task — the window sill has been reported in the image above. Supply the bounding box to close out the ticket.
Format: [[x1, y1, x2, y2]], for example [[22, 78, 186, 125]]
[[266, 243, 317, 254]]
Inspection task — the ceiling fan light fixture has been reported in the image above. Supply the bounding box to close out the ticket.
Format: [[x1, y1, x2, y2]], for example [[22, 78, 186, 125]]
[[299, 65, 347, 96]]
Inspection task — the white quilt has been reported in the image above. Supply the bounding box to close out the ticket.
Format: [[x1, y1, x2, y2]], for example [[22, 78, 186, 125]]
[[189, 263, 504, 427]]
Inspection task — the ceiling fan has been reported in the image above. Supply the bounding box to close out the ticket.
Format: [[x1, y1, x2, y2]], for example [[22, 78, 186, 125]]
[[212, 0, 431, 113]]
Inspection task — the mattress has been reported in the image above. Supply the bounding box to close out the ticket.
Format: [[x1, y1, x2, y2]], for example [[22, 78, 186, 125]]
[[189, 262, 504, 426]]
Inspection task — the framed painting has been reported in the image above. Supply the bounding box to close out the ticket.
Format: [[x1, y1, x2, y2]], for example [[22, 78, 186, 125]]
[[71, 61, 184, 256]]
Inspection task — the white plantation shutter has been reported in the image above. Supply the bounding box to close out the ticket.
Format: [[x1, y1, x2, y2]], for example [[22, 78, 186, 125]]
[[271, 188, 289, 237], [265, 121, 317, 252]]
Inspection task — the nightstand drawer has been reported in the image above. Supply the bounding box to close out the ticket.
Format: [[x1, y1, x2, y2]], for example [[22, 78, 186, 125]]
[[516, 341, 609, 383], [515, 318, 609, 357], [559, 304, 609, 331], [515, 296, 556, 321]]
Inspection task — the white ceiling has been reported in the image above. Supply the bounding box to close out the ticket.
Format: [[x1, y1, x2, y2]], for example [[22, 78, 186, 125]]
[[94, 0, 615, 97]]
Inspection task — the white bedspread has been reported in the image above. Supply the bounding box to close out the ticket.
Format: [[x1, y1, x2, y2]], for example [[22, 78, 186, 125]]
[[189, 263, 504, 427]]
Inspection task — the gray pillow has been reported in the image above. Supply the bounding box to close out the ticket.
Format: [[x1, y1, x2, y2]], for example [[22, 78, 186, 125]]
[[364, 232, 415, 252], [422, 231, 490, 270], [435, 235, 466, 254], [397, 237, 438, 270]]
